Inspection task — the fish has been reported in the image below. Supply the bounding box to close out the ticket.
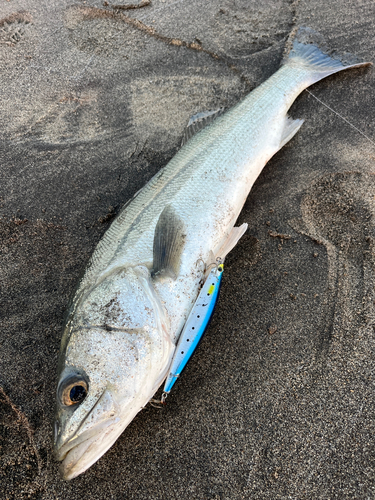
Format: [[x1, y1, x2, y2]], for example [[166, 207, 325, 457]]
[[54, 27, 370, 480]]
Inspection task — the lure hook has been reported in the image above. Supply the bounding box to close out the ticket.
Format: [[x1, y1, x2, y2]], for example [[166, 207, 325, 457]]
[[149, 392, 168, 408]]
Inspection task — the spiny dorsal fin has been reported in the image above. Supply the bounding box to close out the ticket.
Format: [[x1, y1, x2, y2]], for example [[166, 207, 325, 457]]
[[152, 205, 186, 279], [181, 108, 225, 146]]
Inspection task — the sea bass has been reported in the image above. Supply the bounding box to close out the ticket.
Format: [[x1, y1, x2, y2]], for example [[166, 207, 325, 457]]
[[54, 28, 370, 479]]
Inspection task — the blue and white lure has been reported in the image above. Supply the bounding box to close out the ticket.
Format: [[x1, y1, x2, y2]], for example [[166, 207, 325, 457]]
[[162, 262, 224, 398]]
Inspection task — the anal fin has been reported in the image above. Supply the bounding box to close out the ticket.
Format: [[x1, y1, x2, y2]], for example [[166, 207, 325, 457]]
[[214, 223, 248, 262], [279, 116, 304, 150]]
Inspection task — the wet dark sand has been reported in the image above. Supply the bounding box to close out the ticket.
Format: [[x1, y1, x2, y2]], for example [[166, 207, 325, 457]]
[[1, 1, 375, 498]]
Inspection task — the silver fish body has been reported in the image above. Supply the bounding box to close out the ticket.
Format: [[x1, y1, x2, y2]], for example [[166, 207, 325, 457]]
[[54, 28, 370, 479]]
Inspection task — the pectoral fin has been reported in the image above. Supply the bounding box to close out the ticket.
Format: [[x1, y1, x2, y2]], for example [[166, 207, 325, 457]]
[[152, 205, 186, 279]]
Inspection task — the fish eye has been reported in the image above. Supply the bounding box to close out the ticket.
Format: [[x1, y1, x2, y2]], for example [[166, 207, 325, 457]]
[[62, 380, 88, 406], [58, 374, 88, 407]]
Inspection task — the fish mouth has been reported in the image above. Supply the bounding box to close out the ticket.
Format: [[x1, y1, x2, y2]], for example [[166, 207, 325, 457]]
[[57, 417, 123, 480], [55, 389, 148, 480], [55, 388, 125, 480]]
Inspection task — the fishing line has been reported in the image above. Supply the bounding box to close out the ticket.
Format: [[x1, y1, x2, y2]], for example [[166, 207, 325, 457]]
[[305, 89, 375, 147]]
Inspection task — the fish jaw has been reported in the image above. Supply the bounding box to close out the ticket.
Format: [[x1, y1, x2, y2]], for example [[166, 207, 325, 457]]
[[55, 391, 148, 481], [55, 387, 155, 480], [55, 387, 120, 479], [58, 415, 122, 480]]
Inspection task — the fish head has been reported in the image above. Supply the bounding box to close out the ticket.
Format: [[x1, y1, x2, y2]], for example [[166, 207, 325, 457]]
[[54, 265, 173, 480]]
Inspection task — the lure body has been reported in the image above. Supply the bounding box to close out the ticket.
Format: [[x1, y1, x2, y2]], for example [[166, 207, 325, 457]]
[[163, 264, 224, 395]]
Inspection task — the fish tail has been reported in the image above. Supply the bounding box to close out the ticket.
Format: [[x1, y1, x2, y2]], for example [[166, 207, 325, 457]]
[[283, 27, 371, 85]]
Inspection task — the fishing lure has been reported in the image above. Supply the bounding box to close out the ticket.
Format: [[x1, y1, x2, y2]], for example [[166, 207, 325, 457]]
[[161, 262, 224, 399]]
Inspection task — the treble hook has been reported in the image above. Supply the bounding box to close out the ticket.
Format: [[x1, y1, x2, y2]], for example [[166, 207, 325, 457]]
[[204, 256, 224, 278], [149, 392, 168, 408]]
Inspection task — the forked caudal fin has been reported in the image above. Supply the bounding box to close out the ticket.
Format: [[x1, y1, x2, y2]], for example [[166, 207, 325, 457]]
[[283, 27, 372, 85]]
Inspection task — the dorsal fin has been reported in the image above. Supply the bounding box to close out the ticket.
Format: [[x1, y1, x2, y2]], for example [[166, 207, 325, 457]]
[[152, 205, 186, 279], [181, 108, 224, 146]]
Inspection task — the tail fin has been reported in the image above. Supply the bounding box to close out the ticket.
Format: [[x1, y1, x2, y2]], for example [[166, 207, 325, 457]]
[[283, 27, 371, 85]]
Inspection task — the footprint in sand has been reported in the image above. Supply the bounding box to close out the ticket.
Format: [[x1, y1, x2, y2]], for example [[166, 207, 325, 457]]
[[291, 172, 375, 360], [0, 12, 32, 46]]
